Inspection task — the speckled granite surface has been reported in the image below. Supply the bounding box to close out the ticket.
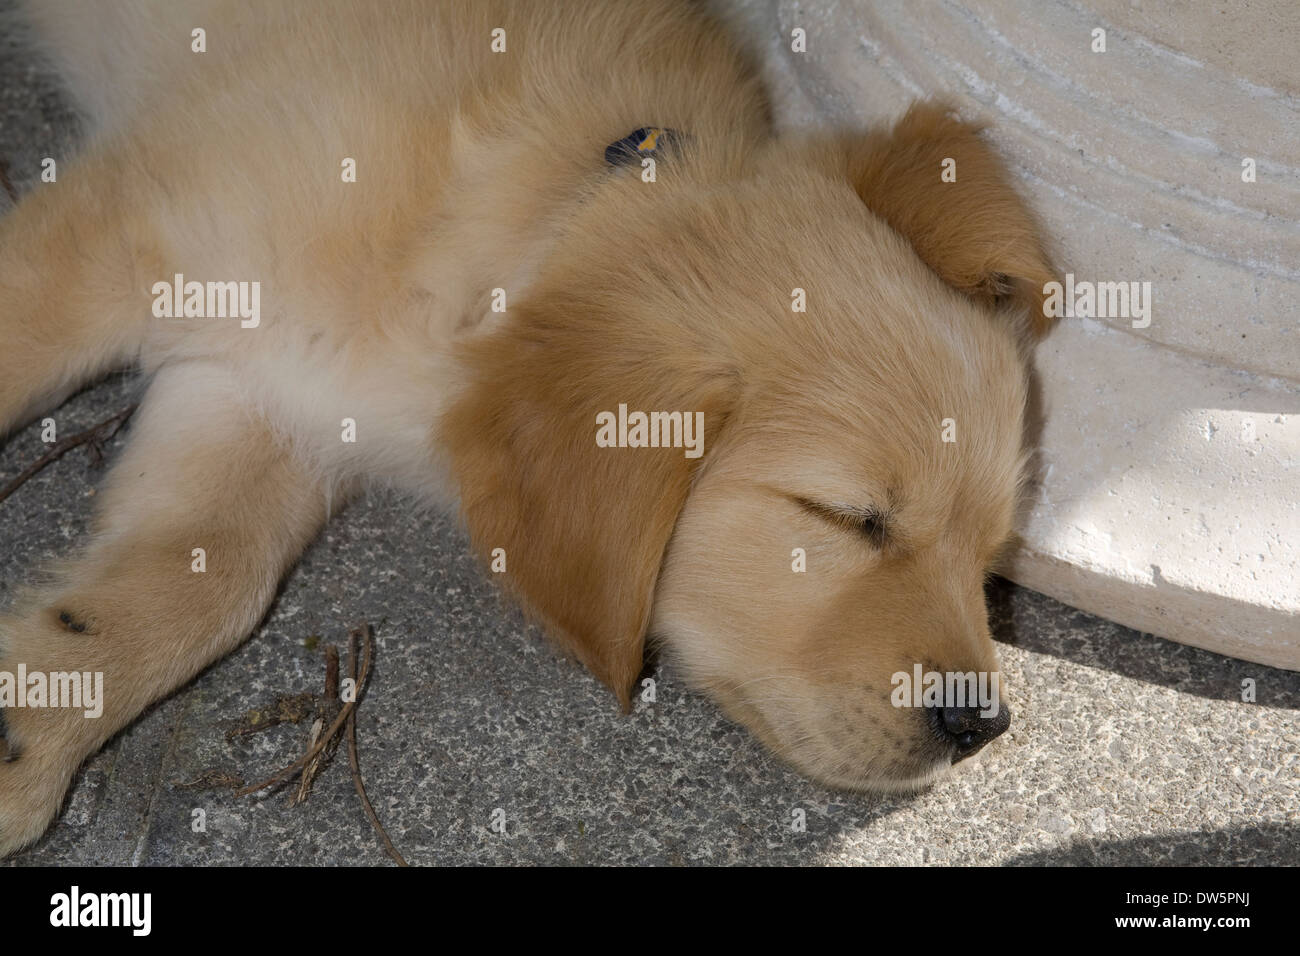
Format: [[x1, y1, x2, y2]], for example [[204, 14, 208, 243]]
[[1, 4, 1296, 866]]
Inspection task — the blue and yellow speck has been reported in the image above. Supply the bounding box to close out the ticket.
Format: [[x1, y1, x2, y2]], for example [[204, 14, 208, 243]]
[[604, 127, 682, 167]]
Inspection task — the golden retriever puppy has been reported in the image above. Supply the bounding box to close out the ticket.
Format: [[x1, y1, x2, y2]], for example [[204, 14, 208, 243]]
[[0, 0, 1056, 854]]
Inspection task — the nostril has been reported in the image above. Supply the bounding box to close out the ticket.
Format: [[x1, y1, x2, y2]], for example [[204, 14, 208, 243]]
[[937, 705, 1011, 762]]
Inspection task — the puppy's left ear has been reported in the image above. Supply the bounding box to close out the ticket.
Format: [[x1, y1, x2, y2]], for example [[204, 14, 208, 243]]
[[442, 293, 734, 710], [841, 101, 1059, 338]]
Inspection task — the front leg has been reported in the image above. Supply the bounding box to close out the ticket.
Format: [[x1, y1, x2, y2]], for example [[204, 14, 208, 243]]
[[0, 363, 330, 855], [0, 141, 162, 436]]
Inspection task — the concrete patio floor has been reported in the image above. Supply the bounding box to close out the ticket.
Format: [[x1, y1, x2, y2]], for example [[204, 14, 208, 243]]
[[1, 374, 1295, 866], [1, 4, 1296, 866]]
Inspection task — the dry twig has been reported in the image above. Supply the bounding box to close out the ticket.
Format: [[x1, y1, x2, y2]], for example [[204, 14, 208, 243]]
[[237, 622, 410, 865], [0, 404, 138, 506], [293, 644, 342, 805], [346, 626, 408, 866], [234, 633, 371, 797]]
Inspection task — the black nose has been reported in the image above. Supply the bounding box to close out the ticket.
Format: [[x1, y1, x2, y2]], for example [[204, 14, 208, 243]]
[[938, 705, 1011, 762]]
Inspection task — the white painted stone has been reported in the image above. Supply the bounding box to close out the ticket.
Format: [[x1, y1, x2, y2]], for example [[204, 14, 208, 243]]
[[715, 0, 1299, 668]]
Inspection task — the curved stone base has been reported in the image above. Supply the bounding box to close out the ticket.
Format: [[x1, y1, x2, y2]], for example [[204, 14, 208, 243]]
[[715, 0, 1299, 668]]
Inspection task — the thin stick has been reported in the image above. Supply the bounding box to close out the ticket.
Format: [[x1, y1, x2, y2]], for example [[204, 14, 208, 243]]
[[292, 644, 342, 805], [290, 718, 324, 805], [235, 632, 373, 797], [346, 625, 409, 866], [0, 404, 138, 506], [324, 644, 340, 701]]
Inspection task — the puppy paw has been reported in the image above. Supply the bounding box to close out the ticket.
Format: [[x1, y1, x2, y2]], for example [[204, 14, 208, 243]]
[[0, 618, 102, 857], [0, 703, 80, 857]]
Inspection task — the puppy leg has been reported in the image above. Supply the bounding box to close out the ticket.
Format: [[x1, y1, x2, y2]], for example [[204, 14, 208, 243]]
[[0, 363, 329, 855], [0, 146, 158, 434]]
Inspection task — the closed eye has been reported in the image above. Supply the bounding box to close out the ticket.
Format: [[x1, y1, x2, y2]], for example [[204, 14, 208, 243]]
[[795, 497, 889, 548]]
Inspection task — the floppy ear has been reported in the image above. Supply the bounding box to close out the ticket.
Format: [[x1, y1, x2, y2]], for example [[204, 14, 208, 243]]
[[842, 101, 1059, 338], [442, 294, 733, 710]]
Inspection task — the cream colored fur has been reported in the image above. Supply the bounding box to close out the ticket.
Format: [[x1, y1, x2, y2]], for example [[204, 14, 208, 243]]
[[0, 0, 1055, 854]]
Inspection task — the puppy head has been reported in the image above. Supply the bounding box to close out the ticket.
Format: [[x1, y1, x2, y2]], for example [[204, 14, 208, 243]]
[[652, 299, 1029, 790], [443, 102, 1055, 787]]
